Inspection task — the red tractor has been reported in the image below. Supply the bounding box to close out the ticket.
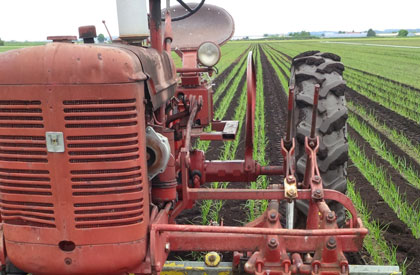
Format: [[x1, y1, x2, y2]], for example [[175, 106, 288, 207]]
[[0, 1, 400, 274]]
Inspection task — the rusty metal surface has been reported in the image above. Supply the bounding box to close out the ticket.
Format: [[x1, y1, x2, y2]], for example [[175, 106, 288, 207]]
[[78, 25, 97, 39], [164, 3, 234, 50], [47, 36, 77, 42], [106, 44, 178, 110], [0, 43, 147, 85], [0, 42, 177, 111]]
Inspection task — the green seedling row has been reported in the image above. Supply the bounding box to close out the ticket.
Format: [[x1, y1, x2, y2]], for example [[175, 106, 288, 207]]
[[348, 114, 420, 190], [348, 101, 420, 166], [262, 47, 290, 92], [349, 138, 420, 238], [345, 70, 420, 123], [194, 53, 249, 153], [200, 46, 257, 224], [202, 82, 249, 225], [265, 40, 420, 89], [347, 180, 404, 271]]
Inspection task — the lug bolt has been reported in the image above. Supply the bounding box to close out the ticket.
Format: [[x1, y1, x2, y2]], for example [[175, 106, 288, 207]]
[[313, 175, 321, 184], [287, 175, 294, 183], [268, 238, 278, 249], [326, 237, 337, 250], [309, 141, 316, 147], [270, 212, 276, 219]]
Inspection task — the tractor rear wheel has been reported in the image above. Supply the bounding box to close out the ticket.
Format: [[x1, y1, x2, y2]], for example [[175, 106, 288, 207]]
[[290, 51, 348, 226]]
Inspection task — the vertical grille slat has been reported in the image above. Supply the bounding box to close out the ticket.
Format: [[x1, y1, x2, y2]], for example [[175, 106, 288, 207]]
[[0, 99, 54, 228], [65, 98, 144, 229]]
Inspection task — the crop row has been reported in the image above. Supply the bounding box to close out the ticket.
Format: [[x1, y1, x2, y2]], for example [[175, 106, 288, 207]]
[[257, 45, 411, 269], [346, 181, 402, 268], [345, 69, 420, 123], [199, 45, 256, 224], [348, 101, 420, 165], [263, 40, 420, 90], [348, 113, 420, 189]]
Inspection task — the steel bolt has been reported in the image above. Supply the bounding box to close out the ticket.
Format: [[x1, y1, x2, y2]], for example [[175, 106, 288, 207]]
[[270, 212, 277, 219], [165, 242, 170, 252], [208, 254, 216, 262], [312, 189, 322, 199], [326, 237, 337, 250], [287, 175, 294, 183], [326, 212, 336, 223], [268, 238, 278, 249], [313, 175, 321, 184], [309, 141, 316, 147]]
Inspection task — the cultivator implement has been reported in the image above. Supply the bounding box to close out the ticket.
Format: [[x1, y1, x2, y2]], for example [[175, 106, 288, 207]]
[[0, 0, 402, 274], [161, 262, 401, 275]]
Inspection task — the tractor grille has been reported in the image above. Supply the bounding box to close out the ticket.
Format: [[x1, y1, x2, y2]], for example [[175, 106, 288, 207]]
[[65, 99, 145, 229], [64, 99, 140, 163], [0, 100, 55, 228]]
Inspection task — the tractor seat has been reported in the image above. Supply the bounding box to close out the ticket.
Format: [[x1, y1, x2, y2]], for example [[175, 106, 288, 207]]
[[164, 3, 235, 50]]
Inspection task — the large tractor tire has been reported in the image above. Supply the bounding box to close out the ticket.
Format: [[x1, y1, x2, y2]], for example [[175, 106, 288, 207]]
[[290, 51, 348, 226]]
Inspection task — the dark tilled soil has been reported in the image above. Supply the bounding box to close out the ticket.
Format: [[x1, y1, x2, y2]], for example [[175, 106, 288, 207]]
[[346, 87, 420, 148], [265, 44, 293, 61], [259, 46, 288, 185], [351, 111, 420, 183], [349, 159, 420, 274], [349, 127, 420, 273], [206, 72, 247, 161], [212, 46, 251, 104], [349, 126, 420, 209]]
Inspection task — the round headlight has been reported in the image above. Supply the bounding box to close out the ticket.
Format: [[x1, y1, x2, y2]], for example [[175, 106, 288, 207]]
[[197, 42, 221, 67]]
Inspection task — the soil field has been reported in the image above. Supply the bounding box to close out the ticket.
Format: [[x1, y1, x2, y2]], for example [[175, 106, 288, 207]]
[[170, 39, 420, 274]]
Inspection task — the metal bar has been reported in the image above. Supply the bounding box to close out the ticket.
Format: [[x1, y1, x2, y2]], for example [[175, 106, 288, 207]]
[[167, 231, 362, 252], [161, 262, 401, 275], [177, 68, 212, 73], [286, 201, 294, 229], [153, 223, 368, 236], [310, 84, 320, 138], [286, 86, 295, 142]]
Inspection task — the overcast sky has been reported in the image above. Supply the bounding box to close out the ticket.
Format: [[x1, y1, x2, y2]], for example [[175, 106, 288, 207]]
[[1, 0, 419, 41]]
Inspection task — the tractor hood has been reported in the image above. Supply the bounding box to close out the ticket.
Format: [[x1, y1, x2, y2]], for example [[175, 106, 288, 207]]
[[0, 42, 176, 88], [0, 43, 177, 109]]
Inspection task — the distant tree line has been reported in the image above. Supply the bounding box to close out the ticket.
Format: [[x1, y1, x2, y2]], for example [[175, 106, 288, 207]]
[[0, 38, 4, 46], [367, 29, 376, 37], [288, 31, 311, 38], [398, 29, 408, 37]]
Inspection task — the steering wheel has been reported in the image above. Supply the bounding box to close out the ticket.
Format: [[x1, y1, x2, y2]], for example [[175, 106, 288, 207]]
[[164, 0, 206, 22]]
